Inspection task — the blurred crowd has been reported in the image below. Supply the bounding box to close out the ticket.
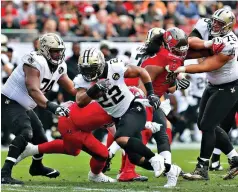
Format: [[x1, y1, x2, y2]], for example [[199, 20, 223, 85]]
[[2, 0, 238, 41], [1, 0, 238, 146]]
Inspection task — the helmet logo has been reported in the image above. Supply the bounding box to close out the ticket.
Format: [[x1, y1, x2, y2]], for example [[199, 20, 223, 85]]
[[112, 73, 120, 80]]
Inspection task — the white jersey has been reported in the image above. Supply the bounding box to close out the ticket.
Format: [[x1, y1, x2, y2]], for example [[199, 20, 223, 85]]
[[129, 44, 148, 66], [194, 18, 238, 85], [1, 53, 14, 86], [74, 58, 134, 118], [184, 59, 207, 98], [2, 51, 67, 110]]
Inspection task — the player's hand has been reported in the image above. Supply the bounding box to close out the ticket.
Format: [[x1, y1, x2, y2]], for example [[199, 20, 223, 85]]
[[96, 79, 111, 93], [165, 65, 186, 73], [211, 37, 225, 54], [46, 101, 70, 117], [148, 94, 161, 110], [166, 53, 184, 72], [176, 78, 190, 90]]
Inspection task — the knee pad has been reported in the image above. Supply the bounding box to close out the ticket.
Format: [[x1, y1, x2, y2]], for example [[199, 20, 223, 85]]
[[20, 127, 33, 142]]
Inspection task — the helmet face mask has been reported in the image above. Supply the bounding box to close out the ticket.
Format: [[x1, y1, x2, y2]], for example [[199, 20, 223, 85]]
[[39, 33, 66, 66], [211, 9, 236, 37], [78, 48, 105, 82], [163, 27, 189, 59]]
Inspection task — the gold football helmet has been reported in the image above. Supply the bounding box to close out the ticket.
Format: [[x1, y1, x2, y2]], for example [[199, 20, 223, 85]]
[[78, 48, 105, 82], [211, 8, 236, 37]]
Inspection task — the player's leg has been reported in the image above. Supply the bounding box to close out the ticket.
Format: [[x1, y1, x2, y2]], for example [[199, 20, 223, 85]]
[[114, 101, 164, 177], [118, 129, 151, 182], [27, 110, 60, 178], [210, 104, 237, 171], [16, 139, 81, 164], [82, 133, 116, 182], [152, 108, 171, 165], [1, 98, 33, 184], [184, 85, 238, 180]]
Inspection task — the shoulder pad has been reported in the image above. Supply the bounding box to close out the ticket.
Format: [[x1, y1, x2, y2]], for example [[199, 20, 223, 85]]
[[193, 18, 211, 39], [1, 54, 10, 64], [22, 52, 46, 71], [109, 59, 127, 74], [73, 74, 91, 89]]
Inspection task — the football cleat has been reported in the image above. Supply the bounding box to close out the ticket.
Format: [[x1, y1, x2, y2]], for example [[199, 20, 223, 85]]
[[118, 169, 148, 182], [183, 157, 209, 180], [223, 156, 238, 180], [29, 164, 60, 178], [164, 164, 181, 188], [149, 153, 165, 177], [1, 171, 24, 185], [209, 162, 223, 171], [88, 171, 116, 182]]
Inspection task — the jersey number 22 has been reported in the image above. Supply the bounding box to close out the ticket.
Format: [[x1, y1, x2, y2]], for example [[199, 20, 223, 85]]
[[98, 86, 125, 108]]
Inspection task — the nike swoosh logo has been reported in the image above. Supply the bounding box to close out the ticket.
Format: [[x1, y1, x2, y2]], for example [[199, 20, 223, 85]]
[[46, 170, 57, 175]]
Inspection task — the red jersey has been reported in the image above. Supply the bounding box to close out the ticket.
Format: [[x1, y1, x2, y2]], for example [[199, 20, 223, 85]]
[[141, 48, 179, 97], [59, 102, 113, 133]]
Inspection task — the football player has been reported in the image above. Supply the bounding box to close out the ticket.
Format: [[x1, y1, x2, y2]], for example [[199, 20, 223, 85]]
[[1, 33, 76, 184], [166, 8, 238, 180], [16, 90, 162, 182], [74, 47, 172, 180]]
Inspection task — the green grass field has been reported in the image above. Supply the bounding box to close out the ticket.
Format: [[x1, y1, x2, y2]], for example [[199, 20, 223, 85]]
[[1, 149, 238, 192]]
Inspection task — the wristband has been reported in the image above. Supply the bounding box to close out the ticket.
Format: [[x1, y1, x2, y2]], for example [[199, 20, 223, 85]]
[[204, 40, 213, 48], [86, 84, 101, 99], [144, 82, 154, 96]]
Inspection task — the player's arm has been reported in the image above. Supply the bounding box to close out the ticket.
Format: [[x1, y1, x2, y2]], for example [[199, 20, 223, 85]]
[[76, 78, 110, 108], [24, 64, 48, 108], [186, 28, 212, 59], [138, 65, 164, 94], [58, 74, 77, 96], [24, 64, 69, 116], [175, 53, 232, 73], [75, 88, 92, 108], [124, 65, 161, 109]]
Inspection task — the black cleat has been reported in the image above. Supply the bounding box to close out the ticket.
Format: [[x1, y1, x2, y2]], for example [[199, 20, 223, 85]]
[[29, 164, 60, 178], [183, 157, 209, 180], [223, 156, 238, 180], [1, 171, 24, 185]]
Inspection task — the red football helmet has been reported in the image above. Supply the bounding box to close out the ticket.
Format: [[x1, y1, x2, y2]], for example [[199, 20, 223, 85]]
[[163, 27, 189, 59], [129, 86, 145, 99]]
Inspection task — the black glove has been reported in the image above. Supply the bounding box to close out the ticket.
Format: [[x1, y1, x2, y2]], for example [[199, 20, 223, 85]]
[[176, 78, 190, 90], [87, 79, 111, 99], [46, 101, 70, 117], [148, 94, 161, 110], [96, 79, 111, 93]]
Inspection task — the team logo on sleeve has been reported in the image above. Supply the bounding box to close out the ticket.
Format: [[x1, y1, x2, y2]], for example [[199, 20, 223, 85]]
[[27, 56, 35, 64], [58, 67, 64, 74], [112, 73, 120, 80]]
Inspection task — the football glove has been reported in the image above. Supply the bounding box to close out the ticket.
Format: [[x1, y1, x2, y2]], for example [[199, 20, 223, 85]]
[[176, 78, 190, 90], [46, 101, 70, 117], [212, 37, 225, 54], [96, 79, 111, 93], [148, 94, 161, 110]]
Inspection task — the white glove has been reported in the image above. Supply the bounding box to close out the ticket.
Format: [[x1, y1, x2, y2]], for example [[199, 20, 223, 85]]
[[145, 121, 162, 133], [159, 99, 172, 116]]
